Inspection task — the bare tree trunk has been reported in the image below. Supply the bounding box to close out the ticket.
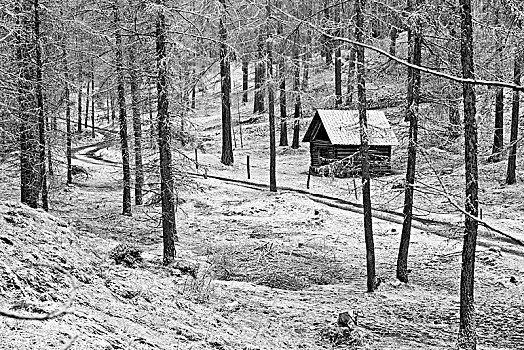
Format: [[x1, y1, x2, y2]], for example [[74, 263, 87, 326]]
[[397, 0, 421, 283], [355, 0, 377, 293], [242, 57, 249, 103], [156, 0, 177, 264], [458, 0, 479, 348], [85, 64, 90, 129], [279, 61, 288, 146], [489, 87, 504, 162], [219, 0, 233, 165], [322, 0, 332, 66], [17, 0, 40, 208], [267, 0, 276, 192], [91, 60, 95, 138], [507, 46, 522, 184], [148, 81, 155, 147], [129, 35, 144, 205], [389, 26, 398, 56], [291, 29, 301, 150], [114, 2, 132, 216], [110, 90, 116, 125], [77, 66, 82, 132], [346, 46, 356, 106], [106, 93, 110, 123], [34, 0, 48, 211], [334, 2, 342, 106], [63, 40, 72, 185]]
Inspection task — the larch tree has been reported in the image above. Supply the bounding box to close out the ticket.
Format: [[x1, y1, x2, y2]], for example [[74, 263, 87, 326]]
[[355, 0, 377, 293], [396, 0, 422, 283], [457, 0, 480, 347]]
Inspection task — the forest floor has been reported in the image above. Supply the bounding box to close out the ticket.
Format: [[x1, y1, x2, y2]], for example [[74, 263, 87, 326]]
[[1, 58, 524, 350]]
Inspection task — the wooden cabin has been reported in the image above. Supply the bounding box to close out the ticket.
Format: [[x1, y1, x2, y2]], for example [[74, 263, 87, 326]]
[[302, 109, 398, 176]]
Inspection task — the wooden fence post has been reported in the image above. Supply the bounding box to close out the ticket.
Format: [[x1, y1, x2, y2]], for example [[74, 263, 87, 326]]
[[195, 149, 198, 169], [306, 167, 311, 189], [247, 155, 251, 179]]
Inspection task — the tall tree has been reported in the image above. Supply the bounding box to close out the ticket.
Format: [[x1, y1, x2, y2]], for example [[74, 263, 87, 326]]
[[219, 0, 233, 165], [267, 0, 276, 192], [113, 1, 132, 216], [90, 59, 95, 138], [457, 0, 479, 348], [291, 27, 301, 149], [156, 0, 177, 264], [129, 32, 144, 205], [63, 39, 72, 185], [506, 44, 522, 184], [355, 0, 377, 293], [17, 0, 40, 208], [242, 56, 249, 103], [397, 0, 422, 283], [34, 0, 48, 211], [85, 61, 90, 129], [77, 65, 82, 132], [334, 1, 342, 106]]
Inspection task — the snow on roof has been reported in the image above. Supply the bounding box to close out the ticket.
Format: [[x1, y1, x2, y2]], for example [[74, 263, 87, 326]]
[[303, 109, 399, 146]]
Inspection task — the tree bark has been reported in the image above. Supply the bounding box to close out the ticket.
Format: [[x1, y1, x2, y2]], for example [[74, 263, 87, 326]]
[[219, 0, 234, 166], [355, 0, 377, 293], [114, 2, 132, 216], [279, 61, 288, 146], [346, 46, 356, 106], [17, 0, 40, 208], [334, 2, 342, 106], [291, 29, 301, 150], [91, 60, 95, 138], [129, 35, 144, 205], [63, 41, 72, 185], [242, 57, 249, 103], [85, 65, 90, 129], [506, 46, 522, 185], [77, 66, 82, 132], [397, 0, 421, 283], [156, 0, 177, 264], [489, 88, 504, 162], [34, 0, 48, 211], [267, 0, 276, 192], [458, 0, 479, 348]]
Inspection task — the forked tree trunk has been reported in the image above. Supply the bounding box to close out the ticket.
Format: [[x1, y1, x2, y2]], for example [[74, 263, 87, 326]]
[[114, 2, 132, 216], [355, 0, 377, 293], [129, 35, 144, 205], [458, 0, 479, 348], [219, 0, 233, 165], [507, 46, 522, 185], [156, 0, 177, 264], [397, 0, 421, 283]]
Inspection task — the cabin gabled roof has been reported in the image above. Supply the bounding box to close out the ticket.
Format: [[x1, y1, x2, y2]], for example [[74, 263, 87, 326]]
[[303, 109, 399, 146]]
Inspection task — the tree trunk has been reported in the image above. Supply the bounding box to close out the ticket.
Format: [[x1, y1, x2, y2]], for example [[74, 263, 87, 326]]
[[389, 26, 398, 56], [346, 46, 356, 106], [17, 0, 40, 208], [33, 0, 48, 211], [129, 36, 144, 205], [506, 46, 522, 185], [291, 29, 301, 149], [114, 2, 132, 216], [63, 41, 72, 185], [279, 61, 288, 146], [91, 60, 95, 138], [355, 0, 377, 293], [267, 0, 276, 192], [148, 81, 155, 147], [397, 0, 421, 283], [85, 67, 90, 129], [489, 88, 504, 162], [323, 0, 332, 66], [110, 90, 116, 125], [254, 32, 266, 113], [106, 93, 110, 123], [242, 57, 249, 103], [77, 66, 82, 132], [156, 0, 177, 265], [458, 0, 479, 348], [334, 2, 342, 106], [253, 59, 260, 113], [219, 0, 234, 166]]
